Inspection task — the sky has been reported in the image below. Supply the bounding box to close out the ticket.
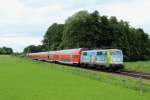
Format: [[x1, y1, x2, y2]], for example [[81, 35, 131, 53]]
[[0, 0, 150, 52]]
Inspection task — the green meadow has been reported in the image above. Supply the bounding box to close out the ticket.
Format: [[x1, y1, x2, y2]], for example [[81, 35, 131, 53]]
[[125, 61, 150, 74], [0, 55, 150, 100]]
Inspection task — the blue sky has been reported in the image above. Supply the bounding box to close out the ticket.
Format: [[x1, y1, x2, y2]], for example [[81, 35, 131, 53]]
[[0, 0, 150, 52]]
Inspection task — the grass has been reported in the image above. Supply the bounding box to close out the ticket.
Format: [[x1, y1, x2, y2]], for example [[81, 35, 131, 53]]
[[0, 55, 150, 100], [125, 61, 150, 74]]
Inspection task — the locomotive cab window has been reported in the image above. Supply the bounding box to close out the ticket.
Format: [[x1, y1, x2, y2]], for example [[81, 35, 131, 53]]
[[83, 52, 87, 56]]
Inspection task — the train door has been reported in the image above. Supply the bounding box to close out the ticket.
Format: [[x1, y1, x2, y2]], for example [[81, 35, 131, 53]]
[[81, 52, 88, 63], [72, 54, 80, 63], [88, 51, 97, 64]]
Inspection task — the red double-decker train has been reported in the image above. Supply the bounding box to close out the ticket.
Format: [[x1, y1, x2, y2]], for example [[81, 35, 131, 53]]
[[27, 48, 83, 64]]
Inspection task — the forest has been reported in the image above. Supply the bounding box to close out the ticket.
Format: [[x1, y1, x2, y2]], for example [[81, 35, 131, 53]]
[[24, 10, 150, 61], [0, 47, 13, 55]]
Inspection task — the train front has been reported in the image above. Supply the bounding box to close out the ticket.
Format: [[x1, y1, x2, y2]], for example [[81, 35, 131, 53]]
[[108, 49, 124, 70]]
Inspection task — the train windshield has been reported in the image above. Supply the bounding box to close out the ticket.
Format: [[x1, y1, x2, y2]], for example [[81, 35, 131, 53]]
[[110, 50, 123, 62]]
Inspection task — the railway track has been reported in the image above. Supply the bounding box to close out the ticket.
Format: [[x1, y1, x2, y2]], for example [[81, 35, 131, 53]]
[[64, 64, 150, 80], [116, 70, 150, 80], [70, 65, 150, 80], [35, 59, 150, 80]]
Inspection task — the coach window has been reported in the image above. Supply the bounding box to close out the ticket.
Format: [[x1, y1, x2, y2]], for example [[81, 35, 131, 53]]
[[73, 55, 79, 58]]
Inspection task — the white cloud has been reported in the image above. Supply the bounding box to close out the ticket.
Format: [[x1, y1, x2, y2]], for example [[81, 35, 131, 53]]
[[0, 0, 65, 52], [0, 36, 42, 52], [100, 0, 150, 28]]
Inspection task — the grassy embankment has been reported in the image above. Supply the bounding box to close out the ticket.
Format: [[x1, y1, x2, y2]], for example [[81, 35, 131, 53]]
[[0, 55, 150, 100], [125, 61, 150, 74]]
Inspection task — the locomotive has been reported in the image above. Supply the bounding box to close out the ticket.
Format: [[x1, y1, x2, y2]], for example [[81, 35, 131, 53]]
[[27, 48, 124, 71]]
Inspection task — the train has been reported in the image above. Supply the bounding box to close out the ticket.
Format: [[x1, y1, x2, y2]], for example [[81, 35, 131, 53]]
[[27, 48, 124, 71]]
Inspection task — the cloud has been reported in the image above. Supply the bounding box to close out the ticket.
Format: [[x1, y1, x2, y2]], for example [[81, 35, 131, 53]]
[[0, 36, 42, 52], [0, 0, 150, 52], [100, 0, 150, 28], [0, 0, 64, 52]]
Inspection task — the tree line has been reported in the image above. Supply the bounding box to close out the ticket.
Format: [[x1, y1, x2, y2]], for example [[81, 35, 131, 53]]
[[24, 10, 150, 61], [0, 47, 13, 55]]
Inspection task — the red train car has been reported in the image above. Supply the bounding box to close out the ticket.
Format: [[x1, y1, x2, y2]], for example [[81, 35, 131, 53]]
[[58, 48, 83, 64], [27, 52, 49, 60], [48, 51, 60, 62], [27, 48, 84, 64]]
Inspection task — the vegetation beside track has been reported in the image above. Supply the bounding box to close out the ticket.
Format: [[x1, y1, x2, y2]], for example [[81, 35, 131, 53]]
[[0, 55, 150, 100], [125, 61, 150, 74]]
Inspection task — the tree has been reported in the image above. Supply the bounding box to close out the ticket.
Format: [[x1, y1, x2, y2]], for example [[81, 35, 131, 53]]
[[23, 45, 44, 53], [61, 10, 102, 49], [0, 47, 13, 54], [43, 23, 64, 50]]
